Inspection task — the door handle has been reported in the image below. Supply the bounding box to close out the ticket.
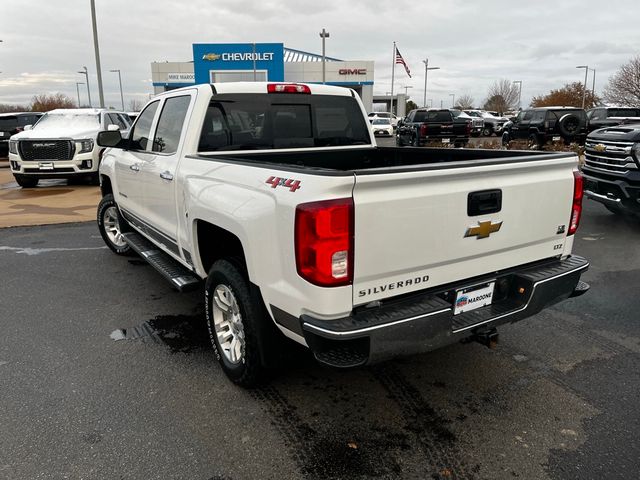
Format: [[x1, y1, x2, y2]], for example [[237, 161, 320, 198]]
[[129, 164, 140, 172], [160, 171, 174, 181]]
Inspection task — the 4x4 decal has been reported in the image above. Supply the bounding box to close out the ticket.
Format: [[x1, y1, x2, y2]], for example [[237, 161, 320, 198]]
[[266, 176, 301, 192]]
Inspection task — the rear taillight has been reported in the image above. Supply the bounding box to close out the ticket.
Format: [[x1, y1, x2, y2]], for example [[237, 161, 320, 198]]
[[268, 83, 311, 94], [568, 170, 583, 235], [295, 198, 354, 287], [420, 124, 428, 137]]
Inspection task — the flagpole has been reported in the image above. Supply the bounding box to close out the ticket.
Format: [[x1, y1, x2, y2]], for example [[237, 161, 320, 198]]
[[390, 41, 396, 115]]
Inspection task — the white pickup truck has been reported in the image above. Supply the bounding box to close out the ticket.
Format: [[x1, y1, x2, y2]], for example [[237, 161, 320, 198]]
[[8, 108, 131, 187], [96, 82, 589, 387]]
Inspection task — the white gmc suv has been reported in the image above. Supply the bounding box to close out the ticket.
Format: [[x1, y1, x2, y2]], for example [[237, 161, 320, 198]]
[[95, 82, 589, 387], [8, 108, 130, 187]]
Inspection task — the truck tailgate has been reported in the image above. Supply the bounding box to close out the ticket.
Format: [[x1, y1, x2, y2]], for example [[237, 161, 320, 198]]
[[352, 155, 578, 305]]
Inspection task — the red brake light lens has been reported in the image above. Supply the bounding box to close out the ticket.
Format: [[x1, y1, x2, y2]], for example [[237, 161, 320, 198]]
[[568, 170, 583, 235], [295, 198, 354, 287], [268, 83, 311, 94]]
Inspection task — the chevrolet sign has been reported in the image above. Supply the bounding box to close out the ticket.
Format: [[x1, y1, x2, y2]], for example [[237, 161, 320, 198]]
[[204, 52, 275, 62]]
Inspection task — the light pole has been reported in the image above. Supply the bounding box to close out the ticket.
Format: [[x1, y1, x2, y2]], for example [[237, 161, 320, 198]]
[[110, 69, 124, 110], [449, 93, 455, 108], [428, 98, 433, 108], [513, 80, 522, 110], [422, 59, 440, 108], [319, 28, 330, 84], [78, 66, 92, 107], [576, 65, 589, 109], [402, 85, 413, 96], [75, 82, 84, 107], [590, 68, 596, 105], [90, 0, 105, 107]]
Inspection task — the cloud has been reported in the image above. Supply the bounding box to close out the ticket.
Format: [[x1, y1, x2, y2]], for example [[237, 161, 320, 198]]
[[0, 0, 639, 109]]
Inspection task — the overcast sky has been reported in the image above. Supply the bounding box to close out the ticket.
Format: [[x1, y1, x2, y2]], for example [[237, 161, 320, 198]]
[[1, 0, 638, 110]]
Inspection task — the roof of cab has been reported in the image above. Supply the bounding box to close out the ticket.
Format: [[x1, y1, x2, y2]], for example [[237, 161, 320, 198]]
[[158, 82, 353, 97]]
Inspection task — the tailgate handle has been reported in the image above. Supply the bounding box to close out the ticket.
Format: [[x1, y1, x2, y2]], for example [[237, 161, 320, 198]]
[[468, 189, 502, 216]]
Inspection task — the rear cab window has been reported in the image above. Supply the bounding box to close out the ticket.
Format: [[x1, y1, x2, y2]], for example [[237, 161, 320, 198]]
[[413, 111, 451, 122], [198, 93, 371, 151]]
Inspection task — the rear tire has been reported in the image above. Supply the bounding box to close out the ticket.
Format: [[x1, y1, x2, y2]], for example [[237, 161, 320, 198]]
[[528, 133, 542, 149], [205, 259, 269, 388], [14, 175, 39, 188], [97, 194, 132, 255]]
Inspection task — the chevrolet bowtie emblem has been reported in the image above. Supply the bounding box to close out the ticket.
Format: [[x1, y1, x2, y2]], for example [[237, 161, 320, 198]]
[[594, 143, 606, 152], [465, 220, 503, 239], [202, 53, 221, 61]]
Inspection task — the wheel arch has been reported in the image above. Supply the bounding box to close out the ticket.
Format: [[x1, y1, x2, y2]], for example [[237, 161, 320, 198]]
[[100, 174, 113, 197], [194, 219, 248, 277]]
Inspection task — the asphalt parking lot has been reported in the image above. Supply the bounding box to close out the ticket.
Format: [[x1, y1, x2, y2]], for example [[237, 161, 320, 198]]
[[1, 166, 639, 479]]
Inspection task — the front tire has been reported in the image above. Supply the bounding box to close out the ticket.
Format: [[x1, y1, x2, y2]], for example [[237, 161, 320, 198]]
[[14, 175, 39, 188], [205, 259, 269, 388], [482, 126, 493, 137], [97, 194, 132, 255]]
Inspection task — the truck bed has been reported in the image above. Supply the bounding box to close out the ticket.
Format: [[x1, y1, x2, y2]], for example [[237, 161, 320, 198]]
[[192, 147, 574, 174]]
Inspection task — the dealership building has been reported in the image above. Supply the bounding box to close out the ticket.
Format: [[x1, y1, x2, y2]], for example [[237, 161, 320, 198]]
[[151, 42, 375, 110]]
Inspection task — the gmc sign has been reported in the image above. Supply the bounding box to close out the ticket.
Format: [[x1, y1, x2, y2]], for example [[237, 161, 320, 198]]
[[338, 68, 367, 75]]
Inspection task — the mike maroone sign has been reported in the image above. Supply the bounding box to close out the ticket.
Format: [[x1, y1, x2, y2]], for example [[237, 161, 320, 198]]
[[339, 68, 367, 75]]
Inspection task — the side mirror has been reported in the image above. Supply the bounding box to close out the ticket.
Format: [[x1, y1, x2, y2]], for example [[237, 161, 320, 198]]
[[97, 130, 124, 148], [107, 124, 120, 131], [23, 125, 33, 131]]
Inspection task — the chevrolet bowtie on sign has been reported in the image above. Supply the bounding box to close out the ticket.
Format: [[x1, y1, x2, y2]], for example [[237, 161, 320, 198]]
[[465, 220, 503, 239], [202, 53, 221, 61]]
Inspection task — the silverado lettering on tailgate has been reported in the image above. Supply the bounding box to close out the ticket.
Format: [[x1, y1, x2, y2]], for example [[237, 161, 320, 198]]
[[358, 275, 430, 297]]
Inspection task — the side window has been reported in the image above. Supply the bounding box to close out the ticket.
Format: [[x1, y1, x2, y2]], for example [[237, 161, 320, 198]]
[[130, 101, 160, 151], [107, 113, 127, 130], [152, 95, 191, 154], [532, 111, 545, 122], [118, 114, 131, 128], [522, 111, 534, 121], [515, 111, 525, 123]]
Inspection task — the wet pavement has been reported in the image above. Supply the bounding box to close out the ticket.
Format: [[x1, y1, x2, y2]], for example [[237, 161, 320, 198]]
[[1, 200, 639, 479], [0, 167, 100, 228]]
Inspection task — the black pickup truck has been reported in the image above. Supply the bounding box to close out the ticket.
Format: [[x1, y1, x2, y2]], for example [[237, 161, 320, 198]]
[[586, 107, 640, 132], [396, 109, 470, 147], [582, 123, 640, 217]]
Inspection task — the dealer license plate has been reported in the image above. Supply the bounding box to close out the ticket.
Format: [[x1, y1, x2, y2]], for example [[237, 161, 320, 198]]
[[454, 282, 495, 315], [442, 138, 450, 143], [39, 162, 54, 170], [552, 136, 561, 142], [0, 132, 5, 137]]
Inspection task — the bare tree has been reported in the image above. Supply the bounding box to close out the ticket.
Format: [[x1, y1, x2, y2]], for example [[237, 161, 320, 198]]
[[483, 79, 519, 113], [455, 94, 475, 110], [128, 98, 144, 112], [0, 103, 29, 113], [30, 93, 75, 112], [603, 56, 640, 107]]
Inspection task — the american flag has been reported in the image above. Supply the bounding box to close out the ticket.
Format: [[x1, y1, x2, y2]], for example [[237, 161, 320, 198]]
[[395, 47, 411, 78]]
